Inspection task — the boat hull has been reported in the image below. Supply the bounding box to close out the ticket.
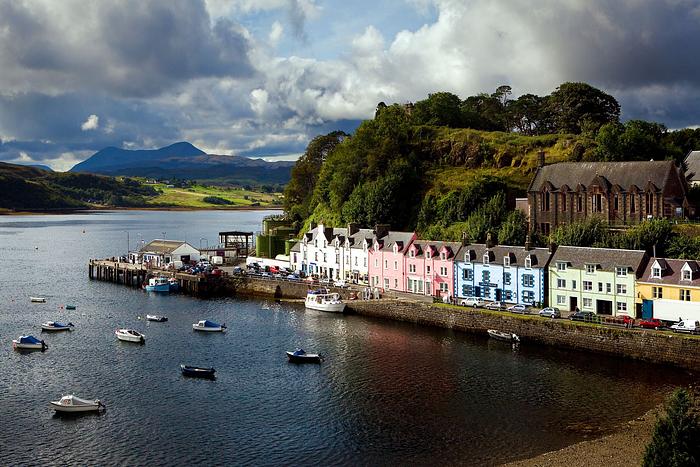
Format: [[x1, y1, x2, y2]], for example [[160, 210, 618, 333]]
[[145, 284, 170, 292], [304, 301, 346, 313], [30, 297, 46, 303], [286, 352, 322, 363], [487, 330, 517, 342], [146, 315, 168, 322], [192, 325, 225, 332], [13, 341, 47, 351], [115, 330, 145, 343], [180, 365, 216, 378], [41, 326, 72, 332], [50, 402, 101, 412]]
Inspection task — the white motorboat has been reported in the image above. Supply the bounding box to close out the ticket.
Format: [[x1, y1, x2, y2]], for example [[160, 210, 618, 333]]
[[115, 328, 145, 343], [30, 297, 46, 303], [487, 329, 520, 343], [146, 315, 168, 322], [305, 289, 346, 313], [50, 395, 104, 413], [41, 321, 74, 332], [192, 320, 227, 332], [12, 335, 48, 351]]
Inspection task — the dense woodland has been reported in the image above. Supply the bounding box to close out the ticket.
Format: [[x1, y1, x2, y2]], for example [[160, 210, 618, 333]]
[[283, 82, 700, 256]]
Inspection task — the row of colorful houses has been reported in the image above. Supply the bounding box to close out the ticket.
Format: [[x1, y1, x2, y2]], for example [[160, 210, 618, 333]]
[[289, 223, 700, 322]]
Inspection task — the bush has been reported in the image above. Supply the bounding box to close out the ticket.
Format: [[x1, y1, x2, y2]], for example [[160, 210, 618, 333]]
[[643, 389, 700, 467], [203, 196, 233, 205]]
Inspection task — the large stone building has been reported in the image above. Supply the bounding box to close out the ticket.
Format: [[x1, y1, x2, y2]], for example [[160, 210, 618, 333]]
[[528, 160, 689, 234]]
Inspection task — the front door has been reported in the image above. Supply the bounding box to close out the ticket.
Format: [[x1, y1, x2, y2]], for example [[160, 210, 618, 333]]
[[642, 299, 653, 319], [569, 296, 578, 312]]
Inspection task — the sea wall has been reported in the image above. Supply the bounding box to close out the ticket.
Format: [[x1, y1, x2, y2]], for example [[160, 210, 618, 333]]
[[233, 277, 353, 299], [346, 300, 700, 372]]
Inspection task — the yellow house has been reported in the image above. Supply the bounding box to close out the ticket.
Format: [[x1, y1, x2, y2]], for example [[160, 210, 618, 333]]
[[637, 258, 700, 322]]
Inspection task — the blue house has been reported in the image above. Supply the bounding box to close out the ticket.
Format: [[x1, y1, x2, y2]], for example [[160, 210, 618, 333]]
[[454, 237, 555, 306]]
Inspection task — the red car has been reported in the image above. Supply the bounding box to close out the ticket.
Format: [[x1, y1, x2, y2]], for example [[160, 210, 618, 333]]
[[639, 318, 664, 330]]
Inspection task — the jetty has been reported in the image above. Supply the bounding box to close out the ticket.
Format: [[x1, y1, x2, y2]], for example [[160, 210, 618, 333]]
[[88, 259, 212, 295]]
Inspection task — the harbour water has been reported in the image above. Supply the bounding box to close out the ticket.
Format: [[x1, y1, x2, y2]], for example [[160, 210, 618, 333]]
[[0, 210, 694, 465]]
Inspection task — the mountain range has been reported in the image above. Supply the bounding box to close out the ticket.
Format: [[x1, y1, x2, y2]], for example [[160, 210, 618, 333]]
[[70, 142, 294, 186]]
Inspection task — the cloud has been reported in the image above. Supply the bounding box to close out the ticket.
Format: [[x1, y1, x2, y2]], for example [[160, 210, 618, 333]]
[[81, 114, 100, 131], [269, 21, 284, 46]]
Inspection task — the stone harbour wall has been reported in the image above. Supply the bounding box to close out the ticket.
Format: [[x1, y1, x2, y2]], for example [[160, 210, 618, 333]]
[[346, 299, 700, 372]]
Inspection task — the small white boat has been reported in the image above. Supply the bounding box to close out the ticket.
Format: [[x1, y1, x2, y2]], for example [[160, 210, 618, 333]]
[[305, 289, 346, 313], [115, 328, 145, 343], [50, 395, 104, 413], [487, 329, 520, 343], [192, 320, 227, 332], [30, 297, 46, 303], [286, 348, 323, 363], [146, 315, 168, 322], [12, 335, 48, 351], [41, 321, 74, 332]]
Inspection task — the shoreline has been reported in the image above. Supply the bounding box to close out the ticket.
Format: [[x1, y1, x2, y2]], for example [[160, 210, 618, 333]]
[[0, 206, 283, 215]]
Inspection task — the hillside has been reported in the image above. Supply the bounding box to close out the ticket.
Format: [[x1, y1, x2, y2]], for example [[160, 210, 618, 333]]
[[70, 141, 294, 186]]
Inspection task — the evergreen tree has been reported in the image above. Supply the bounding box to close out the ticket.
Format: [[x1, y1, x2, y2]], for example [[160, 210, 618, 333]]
[[643, 389, 700, 467]]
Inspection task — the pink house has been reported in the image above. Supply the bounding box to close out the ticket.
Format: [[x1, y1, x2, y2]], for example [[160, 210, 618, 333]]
[[368, 229, 416, 292], [405, 241, 459, 299]]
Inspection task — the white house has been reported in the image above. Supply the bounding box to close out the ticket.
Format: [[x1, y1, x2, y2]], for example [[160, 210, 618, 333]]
[[339, 224, 374, 284], [133, 239, 200, 268]]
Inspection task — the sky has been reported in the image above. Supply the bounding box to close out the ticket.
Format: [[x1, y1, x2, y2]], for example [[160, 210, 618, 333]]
[[1, 0, 700, 171]]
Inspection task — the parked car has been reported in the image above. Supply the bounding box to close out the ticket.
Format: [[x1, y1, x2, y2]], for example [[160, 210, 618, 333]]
[[569, 311, 596, 322], [538, 307, 561, 319], [670, 320, 700, 334], [459, 297, 484, 307], [484, 301, 505, 311], [287, 274, 300, 280], [507, 304, 528, 314], [334, 280, 347, 288], [638, 318, 664, 330], [260, 271, 272, 278]]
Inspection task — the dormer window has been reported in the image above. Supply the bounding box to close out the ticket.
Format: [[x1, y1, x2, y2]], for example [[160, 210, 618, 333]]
[[393, 244, 398, 254], [483, 253, 490, 264], [426, 251, 431, 259], [409, 250, 415, 258], [616, 267, 628, 277], [525, 256, 532, 269], [440, 252, 447, 260], [651, 266, 661, 278], [556, 262, 567, 271], [585, 264, 596, 274], [682, 269, 691, 281], [464, 253, 471, 263], [503, 256, 510, 267]]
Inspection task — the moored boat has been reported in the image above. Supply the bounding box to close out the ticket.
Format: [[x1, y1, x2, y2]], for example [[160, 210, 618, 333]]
[[115, 328, 145, 343], [286, 348, 323, 363], [180, 364, 216, 379], [12, 335, 48, 351], [192, 320, 226, 332], [168, 278, 179, 292], [487, 329, 520, 343], [30, 297, 46, 303], [50, 395, 104, 413], [144, 277, 170, 293], [305, 289, 346, 313], [41, 321, 74, 332], [146, 315, 168, 322], [65, 305, 77, 310]]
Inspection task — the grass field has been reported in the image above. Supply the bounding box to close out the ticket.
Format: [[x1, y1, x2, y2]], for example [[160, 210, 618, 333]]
[[146, 183, 283, 208]]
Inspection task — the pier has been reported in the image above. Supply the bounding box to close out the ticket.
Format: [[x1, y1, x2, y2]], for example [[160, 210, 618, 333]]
[[88, 259, 212, 295]]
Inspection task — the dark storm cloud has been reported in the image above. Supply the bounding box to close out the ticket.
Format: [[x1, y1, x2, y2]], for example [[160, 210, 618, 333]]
[[0, 0, 254, 97]]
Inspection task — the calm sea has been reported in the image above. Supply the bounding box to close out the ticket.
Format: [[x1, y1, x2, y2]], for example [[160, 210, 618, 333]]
[[0, 210, 693, 466]]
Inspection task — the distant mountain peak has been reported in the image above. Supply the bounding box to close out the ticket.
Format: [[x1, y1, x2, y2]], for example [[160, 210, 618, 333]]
[[70, 141, 206, 173]]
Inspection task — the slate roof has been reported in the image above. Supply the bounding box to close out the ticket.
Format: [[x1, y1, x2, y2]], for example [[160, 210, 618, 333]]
[[453, 243, 553, 268], [638, 258, 700, 286], [139, 239, 191, 254], [685, 151, 700, 182], [374, 231, 415, 251], [347, 228, 375, 250], [410, 240, 462, 258], [550, 246, 648, 273], [528, 161, 676, 193], [289, 241, 301, 252]]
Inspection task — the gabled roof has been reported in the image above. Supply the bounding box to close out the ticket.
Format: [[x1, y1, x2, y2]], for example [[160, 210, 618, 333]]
[[550, 246, 648, 273], [639, 258, 700, 286], [685, 150, 700, 182], [410, 240, 461, 258], [454, 243, 553, 268], [290, 241, 301, 252], [139, 239, 192, 254], [528, 161, 676, 193], [374, 231, 415, 252]]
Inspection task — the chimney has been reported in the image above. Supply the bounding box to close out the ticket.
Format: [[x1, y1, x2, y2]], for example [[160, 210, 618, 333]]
[[537, 151, 545, 168], [548, 241, 557, 254], [347, 223, 359, 236], [310, 221, 317, 230], [524, 234, 532, 251], [374, 224, 390, 239], [461, 231, 470, 246], [485, 231, 495, 249]]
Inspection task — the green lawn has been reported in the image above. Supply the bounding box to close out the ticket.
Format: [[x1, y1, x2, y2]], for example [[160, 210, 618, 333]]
[[145, 183, 283, 208]]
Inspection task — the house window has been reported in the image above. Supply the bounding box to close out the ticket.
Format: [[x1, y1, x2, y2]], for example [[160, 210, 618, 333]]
[[384, 260, 388, 269], [523, 274, 535, 288], [616, 267, 627, 277], [541, 191, 550, 211], [353, 256, 356, 265], [577, 195, 583, 212], [394, 261, 398, 270], [583, 281, 592, 291], [323, 253, 327, 262], [592, 193, 602, 212], [464, 253, 471, 263], [504, 272, 511, 285], [364, 258, 367, 267], [504, 256, 510, 267], [598, 282, 603, 292], [426, 265, 431, 274], [440, 252, 447, 260], [374, 259, 378, 268], [303, 252, 307, 260], [680, 289, 691, 301], [617, 302, 627, 313], [439, 283, 448, 293], [409, 250, 415, 258], [583, 298, 593, 308], [630, 195, 636, 213], [616, 284, 627, 294], [556, 262, 567, 272], [562, 193, 567, 212], [557, 295, 566, 305], [522, 291, 535, 303], [409, 264, 416, 273], [315, 252, 318, 261], [645, 192, 653, 214], [426, 251, 431, 259], [557, 279, 566, 288], [463, 285, 474, 296], [652, 286, 663, 299], [651, 266, 661, 278], [585, 264, 596, 274], [606, 283, 611, 294], [682, 270, 692, 281], [463, 269, 473, 281], [335, 253, 340, 264], [384, 278, 389, 289], [440, 266, 448, 277], [293, 253, 297, 263], [525, 256, 532, 269], [614, 194, 619, 211], [483, 253, 490, 264], [572, 280, 577, 290], [394, 278, 398, 288]]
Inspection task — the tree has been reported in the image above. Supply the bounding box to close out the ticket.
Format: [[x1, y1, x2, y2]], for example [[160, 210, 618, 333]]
[[510, 93, 553, 135], [412, 92, 463, 128], [549, 218, 609, 247], [498, 210, 528, 245], [643, 389, 700, 467], [548, 82, 620, 134]]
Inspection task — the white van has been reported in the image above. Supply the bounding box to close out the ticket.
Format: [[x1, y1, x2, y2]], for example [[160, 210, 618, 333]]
[[460, 297, 484, 308], [670, 320, 699, 334]]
